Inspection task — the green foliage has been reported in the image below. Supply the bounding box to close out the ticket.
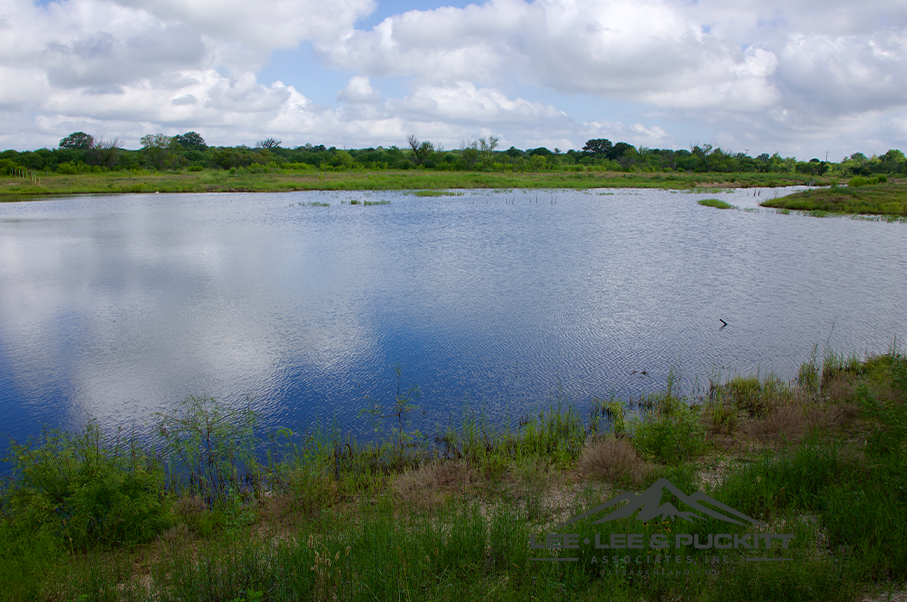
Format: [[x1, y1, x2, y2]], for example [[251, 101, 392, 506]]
[[798, 344, 821, 393], [174, 131, 207, 150], [155, 395, 259, 507], [59, 131, 94, 150], [697, 198, 737, 209], [715, 442, 842, 519], [848, 175, 888, 187], [725, 373, 790, 417], [630, 370, 706, 464], [1, 422, 170, 550], [56, 160, 93, 174], [140, 133, 183, 171]]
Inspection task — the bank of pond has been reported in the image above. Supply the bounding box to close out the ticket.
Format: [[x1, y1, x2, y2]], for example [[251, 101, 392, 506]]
[[1, 348, 905, 601]]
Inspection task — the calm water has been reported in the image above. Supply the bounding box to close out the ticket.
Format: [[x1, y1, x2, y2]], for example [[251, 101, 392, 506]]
[[1, 188, 905, 450]]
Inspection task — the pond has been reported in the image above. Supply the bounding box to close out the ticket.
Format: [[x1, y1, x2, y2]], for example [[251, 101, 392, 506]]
[[0, 187, 904, 450]]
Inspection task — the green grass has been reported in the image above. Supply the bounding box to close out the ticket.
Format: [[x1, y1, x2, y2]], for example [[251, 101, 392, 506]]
[[697, 198, 737, 210], [1, 347, 905, 600], [762, 177, 907, 217], [0, 169, 829, 198]]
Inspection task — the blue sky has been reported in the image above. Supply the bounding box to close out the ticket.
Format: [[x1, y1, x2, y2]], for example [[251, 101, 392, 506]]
[[1, 0, 906, 159]]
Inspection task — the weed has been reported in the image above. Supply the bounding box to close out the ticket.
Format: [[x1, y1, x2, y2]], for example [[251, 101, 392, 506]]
[[631, 388, 706, 464], [155, 395, 259, 508]]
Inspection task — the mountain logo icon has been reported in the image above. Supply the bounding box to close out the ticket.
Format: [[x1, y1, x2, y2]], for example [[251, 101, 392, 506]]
[[563, 478, 763, 527]]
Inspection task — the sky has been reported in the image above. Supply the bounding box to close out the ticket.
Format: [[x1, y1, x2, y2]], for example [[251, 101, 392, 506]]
[[1, 0, 906, 160]]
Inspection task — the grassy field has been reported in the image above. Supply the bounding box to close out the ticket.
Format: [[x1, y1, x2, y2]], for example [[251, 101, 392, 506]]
[[761, 177, 907, 217], [1, 345, 905, 601], [1, 168, 827, 198]]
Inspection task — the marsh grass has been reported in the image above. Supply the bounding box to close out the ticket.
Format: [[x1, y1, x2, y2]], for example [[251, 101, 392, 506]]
[[762, 177, 907, 216], [1, 347, 905, 600], [1, 169, 823, 198], [697, 198, 737, 209]]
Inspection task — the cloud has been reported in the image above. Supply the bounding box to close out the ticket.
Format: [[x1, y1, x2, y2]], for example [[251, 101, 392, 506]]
[[318, 0, 783, 111], [774, 32, 907, 116], [44, 25, 206, 88], [386, 81, 567, 126], [2, 0, 906, 157], [337, 76, 380, 104], [108, 0, 377, 48]]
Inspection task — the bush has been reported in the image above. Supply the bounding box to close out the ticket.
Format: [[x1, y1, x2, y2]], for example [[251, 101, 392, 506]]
[[578, 436, 652, 486], [1, 422, 170, 549], [631, 388, 706, 464]]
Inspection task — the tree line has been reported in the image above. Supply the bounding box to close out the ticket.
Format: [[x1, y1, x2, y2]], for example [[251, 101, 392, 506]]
[[1, 131, 905, 177]]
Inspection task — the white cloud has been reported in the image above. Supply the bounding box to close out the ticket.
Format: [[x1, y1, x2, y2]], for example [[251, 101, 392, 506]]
[[318, 0, 783, 111], [107, 0, 377, 48], [386, 81, 567, 125], [337, 76, 380, 104], [1, 0, 906, 156]]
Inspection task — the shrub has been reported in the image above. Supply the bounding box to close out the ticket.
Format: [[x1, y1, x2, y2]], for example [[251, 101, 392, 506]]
[[1, 422, 170, 549], [578, 436, 652, 486], [631, 392, 706, 464]]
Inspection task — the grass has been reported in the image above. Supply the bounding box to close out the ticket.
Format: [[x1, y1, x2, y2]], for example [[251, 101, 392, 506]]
[[761, 177, 907, 217], [1, 347, 905, 600], [0, 169, 830, 198], [697, 198, 737, 209]]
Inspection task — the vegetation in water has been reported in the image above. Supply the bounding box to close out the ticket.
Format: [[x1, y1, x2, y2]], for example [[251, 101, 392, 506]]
[[697, 198, 737, 209], [761, 176, 907, 217], [1, 344, 906, 601]]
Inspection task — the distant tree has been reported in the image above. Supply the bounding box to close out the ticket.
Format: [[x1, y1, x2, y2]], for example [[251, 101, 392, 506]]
[[174, 131, 207, 150], [582, 138, 613, 157], [610, 142, 636, 162], [256, 138, 281, 149], [59, 132, 94, 150], [882, 149, 905, 162], [89, 138, 124, 168], [140, 134, 180, 170], [690, 143, 715, 171], [407, 135, 435, 166], [528, 147, 553, 157]]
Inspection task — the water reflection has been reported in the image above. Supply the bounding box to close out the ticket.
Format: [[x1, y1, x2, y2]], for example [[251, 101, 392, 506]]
[[0, 189, 904, 450]]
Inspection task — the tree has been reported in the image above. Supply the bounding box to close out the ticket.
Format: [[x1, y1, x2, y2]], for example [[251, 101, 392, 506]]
[[89, 138, 124, 168], [256, 138, 281, 150], [174, 132, 207, 150], [59, 132, 94, 150], [140, 134, 180, 171], [582, 138, 613, 157], [406, 135, 435, 166]]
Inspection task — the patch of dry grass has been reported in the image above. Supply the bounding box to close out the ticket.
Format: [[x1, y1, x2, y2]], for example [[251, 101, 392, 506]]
[[577, 436, 653, 486], [745, 403, 808, 443], [392, 461, 474, 509]]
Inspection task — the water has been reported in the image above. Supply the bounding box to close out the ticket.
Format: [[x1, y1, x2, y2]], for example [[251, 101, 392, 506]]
[[1, 188, 904, 450]]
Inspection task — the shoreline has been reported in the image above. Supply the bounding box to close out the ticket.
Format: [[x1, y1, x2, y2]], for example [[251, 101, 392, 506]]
[[1, 348, 905, 600], [1, 169, 828, 198]]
